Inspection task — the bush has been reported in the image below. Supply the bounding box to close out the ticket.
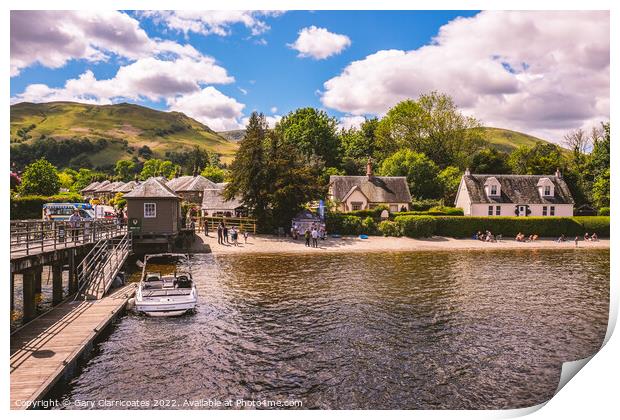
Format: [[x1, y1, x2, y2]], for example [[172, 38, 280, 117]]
[[598, 207, 610, 216], [409, 199, 442, 211], [10, 192, 85, 220], [393, 207, 464, 217], [378, 220, 402, 237], [395, 215, 437, 238], [361, 216, 378, 235]]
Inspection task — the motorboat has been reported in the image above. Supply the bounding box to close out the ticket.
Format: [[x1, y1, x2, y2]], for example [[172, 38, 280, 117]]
[[134, 253, 197, 317]]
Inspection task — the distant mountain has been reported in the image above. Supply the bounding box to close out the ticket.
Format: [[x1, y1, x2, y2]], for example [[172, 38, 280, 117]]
[[217, 129, 246, 142], [478, 127, 556, 153], [10, 101, 238, 168]]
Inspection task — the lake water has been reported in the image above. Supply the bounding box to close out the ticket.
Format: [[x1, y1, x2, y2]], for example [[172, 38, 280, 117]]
[[54, 249, 609, 409]]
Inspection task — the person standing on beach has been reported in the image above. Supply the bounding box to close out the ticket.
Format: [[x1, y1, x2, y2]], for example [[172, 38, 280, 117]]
[[304, 229, 311, 247], [231, 227, 238, 246], [311, 228, 319, 248], [243, 230, 249, 244], [223, 224, 229, 244], [217, 222, 223, 244], [574, 236, 579, 247]]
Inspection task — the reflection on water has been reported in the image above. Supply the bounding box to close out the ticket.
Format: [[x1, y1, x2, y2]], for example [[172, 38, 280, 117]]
[[56, 249, 609, 409]]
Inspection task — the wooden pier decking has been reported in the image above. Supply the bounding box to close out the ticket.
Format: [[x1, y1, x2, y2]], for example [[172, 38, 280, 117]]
[[10, 284, 136, 410]]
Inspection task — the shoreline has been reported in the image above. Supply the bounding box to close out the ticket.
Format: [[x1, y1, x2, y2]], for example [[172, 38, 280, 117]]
[[193, 233, 609, 255]]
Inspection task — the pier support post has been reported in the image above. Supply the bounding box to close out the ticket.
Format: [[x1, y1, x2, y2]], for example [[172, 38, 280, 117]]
[[34, 266, 43, 294], [10, 272, 15, 313], [52, 264, 63, 305], [68, 250, 78, 295], [22, 269, 36, 322]]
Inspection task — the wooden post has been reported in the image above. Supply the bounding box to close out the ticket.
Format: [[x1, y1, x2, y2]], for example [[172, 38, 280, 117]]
[[22, 269, 36, 322], [10, 272, 15, 313], [34, 266, 43, 294], [52, 264, 63, 305], [68, 250, 77, 295]]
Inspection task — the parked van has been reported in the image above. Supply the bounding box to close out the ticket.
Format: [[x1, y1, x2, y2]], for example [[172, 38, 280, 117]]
[[42, 203, 95, 221]]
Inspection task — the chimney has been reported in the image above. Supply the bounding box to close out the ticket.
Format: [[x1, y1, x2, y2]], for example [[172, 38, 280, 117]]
[[555, 168, 562, 178], [465, 167, 471, 176], [366, 157, 373, 179]]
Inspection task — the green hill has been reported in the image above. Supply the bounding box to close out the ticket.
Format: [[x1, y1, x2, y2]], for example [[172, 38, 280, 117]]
[[10, 101, 238, 168], [478, 127, 554, 153]]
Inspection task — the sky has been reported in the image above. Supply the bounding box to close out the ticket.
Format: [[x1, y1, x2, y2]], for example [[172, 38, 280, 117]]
[[9, 10, 610, 142]]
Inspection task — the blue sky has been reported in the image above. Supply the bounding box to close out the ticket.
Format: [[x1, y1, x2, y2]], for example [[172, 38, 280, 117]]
[[10, 10, 609, 140]]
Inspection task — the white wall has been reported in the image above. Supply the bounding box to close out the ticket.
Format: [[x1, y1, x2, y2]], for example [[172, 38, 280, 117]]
[[343, 189, 368, 211], [470, 203, 574, 217], [454, 179, 472, 215]]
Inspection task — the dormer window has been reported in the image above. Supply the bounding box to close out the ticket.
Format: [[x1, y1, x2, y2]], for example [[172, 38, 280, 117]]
[[484, 177, 501, 197], [537, 177, 554, 198]]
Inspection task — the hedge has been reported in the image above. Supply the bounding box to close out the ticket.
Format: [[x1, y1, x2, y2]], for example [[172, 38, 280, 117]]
[[598, 207, 610, 216], [329, 214, 610, 238], [10, 193, 85, 220], [394, 207, 464, 217]]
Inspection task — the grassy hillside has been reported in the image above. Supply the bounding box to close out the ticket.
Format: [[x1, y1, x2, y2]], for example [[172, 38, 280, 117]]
[[10, 102, 238, 167], [218, 129, 246, 142], [478, 127, 554, 153]]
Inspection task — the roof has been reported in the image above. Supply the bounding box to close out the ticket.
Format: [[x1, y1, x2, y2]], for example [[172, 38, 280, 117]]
[[460, 174, 574, 204], [176, 175, 217, 192], [124, 177, 179, 199], [165, 176, 194, 191], [81, 180, 102, 193], [90, 180, 110, 192], [329, 175, 412, 203], [115, 181, 137, 193], [96, 181, 125, 192], [201, 188, 244, 210], [292, 209, 320, 221]]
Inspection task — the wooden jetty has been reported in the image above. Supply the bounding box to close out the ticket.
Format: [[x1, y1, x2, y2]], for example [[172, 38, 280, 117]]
[[10, 284, 136, 410]]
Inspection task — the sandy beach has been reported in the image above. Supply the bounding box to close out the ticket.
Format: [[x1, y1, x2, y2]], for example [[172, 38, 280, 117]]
[[193, 232, 609, 255]]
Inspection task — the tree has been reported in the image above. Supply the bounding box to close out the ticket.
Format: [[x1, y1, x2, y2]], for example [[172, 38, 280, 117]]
[[20, 158, 60, 196], [138, 145, 153, 159], [375, 92, 483, 167], [469, 148, 511, 174], [437, 166, 462, 205], [139, 159, 179, 180], [508, 142, 564, 175], [592, 168, 610, 209], [225, 112, 270, 224], [379, 150, 441, 199], [58, 171, 75, 190], [114, 159, 136, 181], [71, 168, 106, 193], [201, 165, 227, 183], [275, 107, 341, 167]]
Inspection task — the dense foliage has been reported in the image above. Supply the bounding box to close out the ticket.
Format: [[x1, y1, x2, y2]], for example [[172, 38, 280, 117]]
[[19, 159, 61, 196], [10, 192, 85, 220]]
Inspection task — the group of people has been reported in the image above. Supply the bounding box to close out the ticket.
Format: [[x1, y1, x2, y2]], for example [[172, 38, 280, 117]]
[[515, 232, 538, 242], [557, 232, 599, 245], [216, 221, 248, 246], [291, 223, 326, 248], [475, 230, 501, 242]]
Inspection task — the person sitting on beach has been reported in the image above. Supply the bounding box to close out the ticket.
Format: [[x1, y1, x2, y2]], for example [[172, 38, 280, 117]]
[[584, 232, 590, 241], [531, 234, 539, 241], [591, 232, 598, 241], [557, 234, 566, 243], [515, 232, 524, 242]]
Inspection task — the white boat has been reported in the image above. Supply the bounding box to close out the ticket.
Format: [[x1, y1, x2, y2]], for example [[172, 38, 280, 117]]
[[135, 253, 198, 317]]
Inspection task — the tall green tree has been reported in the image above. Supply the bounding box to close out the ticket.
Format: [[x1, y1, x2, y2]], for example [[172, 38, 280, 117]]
[[275, 107, 341, 167], [139, 159, 179, 180], [437, 166, 462, 205], [469, 148, 511, 174], [225, 112, 270, 224], [201, 165, 227, 183], [20, 158, 61, 196], [379, 149, 441, 199], [508, 142, 564, 175], [114, 159, 136, 181], [375, 92, 483, 167]]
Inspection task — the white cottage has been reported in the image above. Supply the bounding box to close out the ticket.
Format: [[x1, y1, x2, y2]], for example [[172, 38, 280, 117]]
[[454, 169, 574, 217]]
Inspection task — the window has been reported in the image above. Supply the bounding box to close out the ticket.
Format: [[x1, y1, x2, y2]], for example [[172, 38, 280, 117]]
[[389, 204, 398, 212], [144, 203, 157, 218], [351, 202, 363, 211], [550, 206, 555, 216], [490, 185, 497, 195], [488, 206, 494, 216], [543, 206, 547, 216], [544, 185, 551, 196], [496, 206, 501, 216]]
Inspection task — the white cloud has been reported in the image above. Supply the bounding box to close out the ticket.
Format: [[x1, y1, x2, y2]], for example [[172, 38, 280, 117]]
[[167, 87, 246, 131], [11, 55, 233, 104], [289, 26, 351, 60], [338, 115, 366, 130], [142, 11, 282, 37], [320, 11, 609, 142], [238, 87, 248, 95], [270, 106, 278, 114], [10, 10, 204, 76]]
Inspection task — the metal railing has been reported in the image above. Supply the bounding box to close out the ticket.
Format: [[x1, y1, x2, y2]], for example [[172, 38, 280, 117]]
[[75, 232, 132, 300], [198, 216, 257, 234], [10, 219, 127, 258]]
